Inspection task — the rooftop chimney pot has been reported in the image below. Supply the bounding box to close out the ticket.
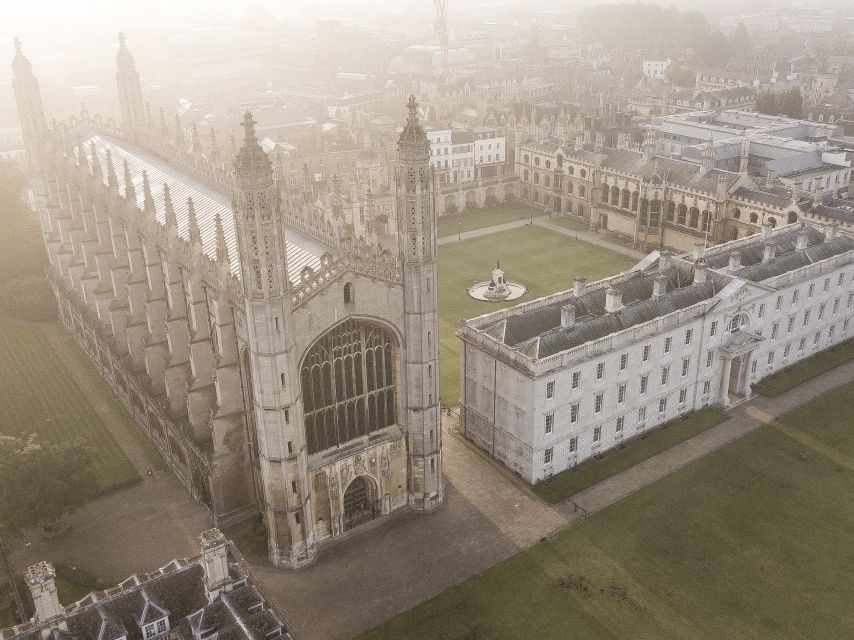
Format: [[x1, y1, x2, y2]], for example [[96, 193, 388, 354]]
[[605, 286, 623, 313]]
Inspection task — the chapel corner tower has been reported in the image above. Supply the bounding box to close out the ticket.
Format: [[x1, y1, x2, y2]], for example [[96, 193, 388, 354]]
[[115, 32, 145, 132], [11, 38, 48, 172], [396, 95, 444, 510], [233, 111, 317, 569]]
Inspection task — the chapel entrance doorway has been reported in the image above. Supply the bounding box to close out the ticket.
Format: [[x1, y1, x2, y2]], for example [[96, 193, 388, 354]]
[[342, 475, 378, 532]]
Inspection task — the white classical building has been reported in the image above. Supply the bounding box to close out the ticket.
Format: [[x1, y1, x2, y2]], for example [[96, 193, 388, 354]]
[[459, 220, 854, 483]]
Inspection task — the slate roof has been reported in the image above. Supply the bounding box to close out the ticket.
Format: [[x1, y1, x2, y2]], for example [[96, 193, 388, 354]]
[[602, 149, 739, 193], [1, 552, 291, 640], [701, 225, 854, 283], [485, 264, 724, 359], [732, 186, 793, 208]]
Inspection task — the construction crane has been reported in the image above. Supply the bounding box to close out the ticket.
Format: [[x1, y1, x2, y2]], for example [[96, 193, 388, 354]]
[[433, 0, 449, 80]]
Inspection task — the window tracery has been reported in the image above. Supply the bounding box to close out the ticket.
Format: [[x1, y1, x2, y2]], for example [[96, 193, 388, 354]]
[[301, 320, 398, 454]]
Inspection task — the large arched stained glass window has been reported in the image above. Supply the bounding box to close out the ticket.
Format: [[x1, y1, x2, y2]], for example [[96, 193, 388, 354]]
[[301, 319, 398, 454]]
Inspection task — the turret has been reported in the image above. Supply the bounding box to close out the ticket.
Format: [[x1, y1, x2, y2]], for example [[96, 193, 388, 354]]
[[11, 38, 48, 156], [115, 32, 146, 131], [396, 95, 443, 510], [700, 136, 714, 175], [232, 111, 311, 568]]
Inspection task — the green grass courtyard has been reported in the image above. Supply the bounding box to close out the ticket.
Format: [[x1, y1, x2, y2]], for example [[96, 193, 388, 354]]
[[362, 380, 854, 640], [437, 225, 636, 404], [0, 319, 146, 494]]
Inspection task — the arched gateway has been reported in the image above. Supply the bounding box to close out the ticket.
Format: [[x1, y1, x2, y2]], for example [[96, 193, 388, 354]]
[[342, 475, 379, 531]]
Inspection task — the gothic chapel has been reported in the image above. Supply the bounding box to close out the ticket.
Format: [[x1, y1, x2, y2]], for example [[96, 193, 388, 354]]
[[12, 33, 443, 568]]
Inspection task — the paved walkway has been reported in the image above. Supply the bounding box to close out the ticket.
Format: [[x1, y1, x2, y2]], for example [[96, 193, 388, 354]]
[[38, 322, 155, 477], [435, 214, 647, 262], [557, 358, 854, 519], [534, 218, 647, 260], [441, 414, 568, 547], [436, 217, 535, 245]]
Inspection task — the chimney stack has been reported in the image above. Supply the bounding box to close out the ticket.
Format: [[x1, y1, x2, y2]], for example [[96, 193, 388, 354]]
[[693, 260, 708, 284], [763, 241, 777, 263], [761, 223, 773, 240], [728, 251, 742, 271], [693, 243, 705, 261], [791, 181, 802, 204], [659, 250, 673, 272], [653, 273, 668, 297], [825, 223, 838, 243], [573, 276, 587, 297], [200, 529, 231, 600], [765, 169, 776, 186], [795, 225, 810, 250], [25, 562, 65, 631], [812, 185, 823, 207], [561, 304, 576, 328], [605, 286, 623, 313]]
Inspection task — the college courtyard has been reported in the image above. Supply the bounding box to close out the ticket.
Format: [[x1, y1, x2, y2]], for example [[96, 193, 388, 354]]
[[3, 206, 854, 639]]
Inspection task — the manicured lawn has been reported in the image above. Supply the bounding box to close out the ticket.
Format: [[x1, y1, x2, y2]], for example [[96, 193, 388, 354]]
[[533, 408, 729, 503], [361, 381, 854, 640], [0, 319, 139, 492], [39, 324, 168, 472], [438, 226, 636, 404], [436, 204, 544, 238], [754, 336, 854, 397], [0, 607, 16, 628], [546, 215, 590, 233]]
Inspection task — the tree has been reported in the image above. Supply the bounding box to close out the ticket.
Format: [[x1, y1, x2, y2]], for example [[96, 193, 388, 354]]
[[696, 31, 732, 67], [754, 87, 804, 119], [665, 64, 696, 89], [0, 434, 96, 532], [729, 23, 751, 58]]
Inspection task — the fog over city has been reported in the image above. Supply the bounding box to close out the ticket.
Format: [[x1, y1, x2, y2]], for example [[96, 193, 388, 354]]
[[1, 0, 853, 639]]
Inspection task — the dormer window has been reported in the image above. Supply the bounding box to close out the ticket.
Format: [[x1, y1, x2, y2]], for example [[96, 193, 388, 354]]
[[142, 616, 169, 638]]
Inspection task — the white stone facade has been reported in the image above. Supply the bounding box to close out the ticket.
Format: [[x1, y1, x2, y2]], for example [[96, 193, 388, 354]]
[[459, 221, 854, 483]]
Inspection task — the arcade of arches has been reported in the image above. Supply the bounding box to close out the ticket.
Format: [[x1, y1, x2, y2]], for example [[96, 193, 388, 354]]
[[301, 319, 398, 455]]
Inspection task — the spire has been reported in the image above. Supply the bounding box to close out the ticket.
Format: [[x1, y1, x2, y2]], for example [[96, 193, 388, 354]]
[[397, 95, 429, 162], [11, 38, 48, 151], [115, 32, 145, 130], [163, 184, 178, 235], [234, 111, 272, 187], [215, 212, 229, 266], [90, 141, 102, 183], [191, 121, 201, 154], [642, 127, 657, 160], [159, 108, 168, 138], [106, 148, 118, 191], [123, 159, 135, 203], [187, 197, 202, 245], [142, 170, 155, 215], [701, 134, 715, 174], [174, 113, 184, 143], [209, 127, 218, 161]]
